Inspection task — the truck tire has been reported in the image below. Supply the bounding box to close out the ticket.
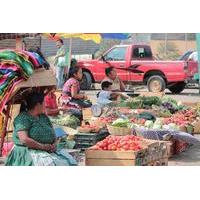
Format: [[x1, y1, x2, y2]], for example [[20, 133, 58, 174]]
[[81, 71, 92, 90], [147, 75, 166, 92], [168, 82, 186, 94]]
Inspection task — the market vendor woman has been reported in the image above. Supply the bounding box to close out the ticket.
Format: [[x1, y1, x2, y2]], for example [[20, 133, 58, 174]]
[[5, 92, 77, 166], [60, 65, 92, 111]]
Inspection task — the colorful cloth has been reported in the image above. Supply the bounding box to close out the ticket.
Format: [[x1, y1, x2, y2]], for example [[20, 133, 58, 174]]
[[61, 77, 81, 109], [63, 77, 80, 96], [0, 50, 48, 113], [5, 112, 77, 166]]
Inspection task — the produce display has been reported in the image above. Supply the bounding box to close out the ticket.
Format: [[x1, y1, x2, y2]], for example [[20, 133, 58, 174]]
[[90, 135, 142, 151], [50, 115, 80, 129], [78, 124, 100, 133], [111, 118, 133, 128], [137, 96, 162, 108], [164, 110, 197, 125]]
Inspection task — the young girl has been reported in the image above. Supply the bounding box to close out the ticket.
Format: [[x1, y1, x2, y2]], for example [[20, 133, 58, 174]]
[[44, 87, 59, 116], [60, 65, 92, 118]]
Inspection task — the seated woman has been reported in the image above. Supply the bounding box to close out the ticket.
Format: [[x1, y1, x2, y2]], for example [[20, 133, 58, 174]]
[[60, 65, 92, 118], [5, 92, 77, 166]]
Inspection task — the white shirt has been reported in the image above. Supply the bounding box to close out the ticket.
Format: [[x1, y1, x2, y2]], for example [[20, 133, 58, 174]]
[[97, 90, 112, 106]]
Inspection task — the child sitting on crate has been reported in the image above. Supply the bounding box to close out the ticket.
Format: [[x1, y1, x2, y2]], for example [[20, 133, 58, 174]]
[[44, 87, 59, 116], [97, 81, 129, 107]]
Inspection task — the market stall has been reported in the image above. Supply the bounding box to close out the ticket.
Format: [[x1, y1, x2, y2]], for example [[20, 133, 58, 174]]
[[64, 92, 200, 166]]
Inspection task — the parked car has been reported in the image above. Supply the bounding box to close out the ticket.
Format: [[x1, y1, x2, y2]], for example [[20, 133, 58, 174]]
[[178, 50, 194, 61], [78, 44, 194, 94], [179, 50, 199, 82]]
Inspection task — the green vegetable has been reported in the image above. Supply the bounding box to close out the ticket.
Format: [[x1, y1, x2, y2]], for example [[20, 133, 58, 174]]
[[144, 120, 154, 128], [152, 124, 162, 130], [137, 112, 156, 121], [159, 109, 172, 117], [136, 96, 162, 107], [162, 97, 177, 105], [50, 115, 80, 129], [168, 123, 180, 131], [154, 118, 163, 126], [112, 118, 132, 128]]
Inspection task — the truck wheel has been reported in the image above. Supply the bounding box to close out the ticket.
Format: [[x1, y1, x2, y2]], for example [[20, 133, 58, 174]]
[[81, 72, 92, 90], [147, 75, 166, 92], [168, 82, 186, 94]]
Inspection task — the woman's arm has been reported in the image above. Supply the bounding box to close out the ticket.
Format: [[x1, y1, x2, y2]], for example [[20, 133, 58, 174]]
[[71, 84, 87, 99], [55, 47, 66, 59], [18, 131, 56, 152]]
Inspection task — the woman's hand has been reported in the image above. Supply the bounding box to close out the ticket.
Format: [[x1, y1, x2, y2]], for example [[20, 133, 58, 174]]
[[43, 143, 57, 153], [83, 94, 88, 100]]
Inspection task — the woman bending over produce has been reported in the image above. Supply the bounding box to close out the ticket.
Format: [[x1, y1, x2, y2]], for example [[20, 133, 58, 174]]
[[6, 92, 77, 166], [60, 65, 92, 118]]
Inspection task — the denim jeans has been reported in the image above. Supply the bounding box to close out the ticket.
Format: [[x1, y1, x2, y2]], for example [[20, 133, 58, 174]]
[[56, 67, 65, 89]]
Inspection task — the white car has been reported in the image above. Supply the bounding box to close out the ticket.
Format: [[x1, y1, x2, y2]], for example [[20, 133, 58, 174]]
[[188, 51, 198, 62]]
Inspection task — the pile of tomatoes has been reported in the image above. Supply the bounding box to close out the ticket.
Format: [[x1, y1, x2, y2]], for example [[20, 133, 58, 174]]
[[90, 135, 142, 151], [98, 117, 116, 124]]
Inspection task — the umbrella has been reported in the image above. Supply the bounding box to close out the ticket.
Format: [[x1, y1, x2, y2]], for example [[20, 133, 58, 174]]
[[45, 33, 130, 44], [44, 33, 131, 76]]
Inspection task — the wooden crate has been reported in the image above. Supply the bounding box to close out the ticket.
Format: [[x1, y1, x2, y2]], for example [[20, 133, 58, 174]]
[[85, 139, 168, 166], [139, 92, 164, 98], [85, 149, 147, 166], [148, 158, 168, 166], [82, 108, 93, 120], [165, 141, 175, 158], [193, 120, 200, 134]]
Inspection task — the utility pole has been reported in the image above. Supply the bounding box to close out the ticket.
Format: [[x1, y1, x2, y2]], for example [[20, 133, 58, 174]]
[[164, 33, 167, 58]]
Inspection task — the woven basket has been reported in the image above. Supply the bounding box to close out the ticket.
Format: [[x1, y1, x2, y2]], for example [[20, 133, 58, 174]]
[[107, 125, 132, 136]]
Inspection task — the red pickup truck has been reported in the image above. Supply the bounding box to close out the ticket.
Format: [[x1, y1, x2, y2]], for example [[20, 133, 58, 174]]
[[78, 44, 194, 93]]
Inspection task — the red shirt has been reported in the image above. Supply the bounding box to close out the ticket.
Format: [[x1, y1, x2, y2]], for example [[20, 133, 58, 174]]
[[45, 93, 58, 109]]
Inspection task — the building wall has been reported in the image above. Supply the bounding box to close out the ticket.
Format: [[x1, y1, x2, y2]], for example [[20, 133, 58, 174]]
[[150, 40, 197, 56], [41, 38, 100, 57], [0, 39, 16, 49]]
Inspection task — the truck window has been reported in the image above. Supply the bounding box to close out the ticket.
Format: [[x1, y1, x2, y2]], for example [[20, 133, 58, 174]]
[[132, 47, 152, 59], [104, 47, 127, 61]]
